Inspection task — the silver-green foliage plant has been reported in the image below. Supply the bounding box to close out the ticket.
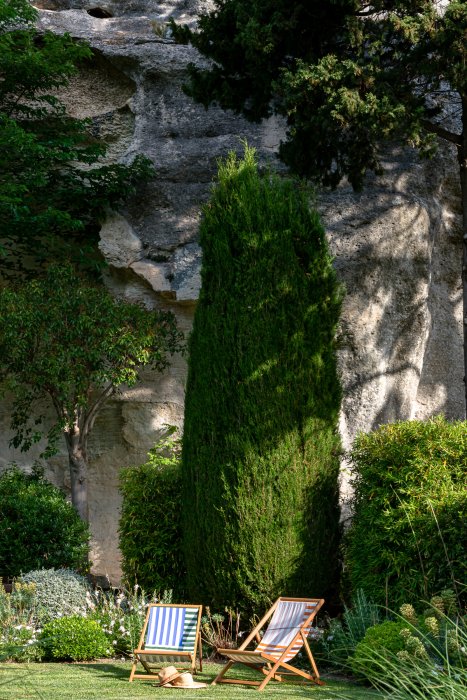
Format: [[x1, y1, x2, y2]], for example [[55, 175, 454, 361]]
[[21, 568, 92, 622], [322, 589, 381, 667], [41, 616, 110, 661]]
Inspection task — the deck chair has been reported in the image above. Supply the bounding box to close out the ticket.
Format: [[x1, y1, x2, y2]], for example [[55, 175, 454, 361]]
[[213, 596, 324, 691], [129, 603, 203, 682]]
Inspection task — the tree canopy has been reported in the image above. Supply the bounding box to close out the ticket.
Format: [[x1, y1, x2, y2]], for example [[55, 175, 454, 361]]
[[175, 1, 463, 189], [175, 1, 467, 412], [0, 0, 153, 275], [0, 264, 184, 520]]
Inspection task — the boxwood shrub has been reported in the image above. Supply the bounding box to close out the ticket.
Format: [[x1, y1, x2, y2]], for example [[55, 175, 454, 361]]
[[345, 417, 466, 608], [0, 465, 89, 577], [41, 616, 110, 661], [350, 621, 409, 681]]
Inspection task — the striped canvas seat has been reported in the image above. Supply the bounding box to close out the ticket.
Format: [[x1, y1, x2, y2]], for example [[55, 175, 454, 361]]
[[129, 604, 203, 682], [213, 597, 324, 692]]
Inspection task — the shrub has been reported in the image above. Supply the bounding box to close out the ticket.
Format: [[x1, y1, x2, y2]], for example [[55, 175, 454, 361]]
[[351, 621, 409, 680], [345, 417, 467, 608], [399, 591, 466, 668], [21, 568, 92, 622], [182, 146, 343, 612], [353, 603, 467, 697], [90, 585, 153, 656], [119, 432, 185, 596], [0, 465, 90, 577], [322, 589, 381, 668], [201, 608, 242, 660], [0, 581, 43, 662], [41, 616, 110, 661]]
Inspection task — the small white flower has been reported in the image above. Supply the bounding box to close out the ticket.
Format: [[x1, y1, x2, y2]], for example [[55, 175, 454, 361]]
[[113, 640, 117, 645], [119, 626, 125, 633]]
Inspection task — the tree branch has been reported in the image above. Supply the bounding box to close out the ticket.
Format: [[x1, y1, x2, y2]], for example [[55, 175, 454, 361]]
[[422, 119, 462, 147], [81, 383, 115, 438]]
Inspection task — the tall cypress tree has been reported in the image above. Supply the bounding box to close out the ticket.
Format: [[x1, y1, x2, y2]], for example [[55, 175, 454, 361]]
[[182, 147, 343, 613]]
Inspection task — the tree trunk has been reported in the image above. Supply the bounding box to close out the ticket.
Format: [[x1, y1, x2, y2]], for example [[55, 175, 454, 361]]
[[460, 98, 467, 417], [66, 432, 89, 523]]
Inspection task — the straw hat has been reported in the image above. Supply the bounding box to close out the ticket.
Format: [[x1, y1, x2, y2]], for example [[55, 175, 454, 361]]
[[158, 666, 183, 687], [158, 666, 207, 689]]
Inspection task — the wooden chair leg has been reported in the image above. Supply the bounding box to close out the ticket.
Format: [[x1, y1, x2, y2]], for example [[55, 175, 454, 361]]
[[129, 658, 138, 682], [302, 634, 321, 681], [198, 634, 203, 672], [212, 660, 234, 685], [257, 659, 282, 691]]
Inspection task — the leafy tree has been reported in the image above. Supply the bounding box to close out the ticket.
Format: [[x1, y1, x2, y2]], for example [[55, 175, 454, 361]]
[[174, 1, 467, 413], [182, 147, 342, 613], [0, 264, 184, 522], [0, 0, 153, 275]]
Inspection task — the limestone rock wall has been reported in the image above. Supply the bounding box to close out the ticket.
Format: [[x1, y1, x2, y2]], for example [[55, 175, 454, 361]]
[[0, 2, 462, 581]]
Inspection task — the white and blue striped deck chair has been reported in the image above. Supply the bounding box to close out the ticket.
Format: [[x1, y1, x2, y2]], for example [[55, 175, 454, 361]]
[[213, 597, 324, 691], [129, 604, 203, 682]]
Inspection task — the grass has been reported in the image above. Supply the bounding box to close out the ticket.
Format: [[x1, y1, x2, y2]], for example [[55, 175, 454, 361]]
[[0, 662, 382, 700]]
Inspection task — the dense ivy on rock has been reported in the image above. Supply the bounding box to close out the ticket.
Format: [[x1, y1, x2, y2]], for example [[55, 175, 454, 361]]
[[182, 147, 343, 613], [0, 0, 153, 275]]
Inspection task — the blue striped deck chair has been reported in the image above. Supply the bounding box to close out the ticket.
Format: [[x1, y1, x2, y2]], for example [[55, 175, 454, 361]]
[[129, 604, 203, 682], [213, 597, 324, 691]]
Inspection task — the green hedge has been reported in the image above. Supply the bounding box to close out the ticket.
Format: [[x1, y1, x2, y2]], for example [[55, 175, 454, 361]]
[[345, 417, 467, 608], [182, 146, 343, 613], [41, 616, 110, 661], [119, 434, 185, 597], [0, 466, 90, 577]]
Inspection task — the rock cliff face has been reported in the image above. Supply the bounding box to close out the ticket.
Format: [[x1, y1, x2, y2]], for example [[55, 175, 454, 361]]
[[0, 2, 463, 582]]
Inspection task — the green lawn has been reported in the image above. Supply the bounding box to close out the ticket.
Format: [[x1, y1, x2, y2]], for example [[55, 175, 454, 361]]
[[0, 662, 381, 700]]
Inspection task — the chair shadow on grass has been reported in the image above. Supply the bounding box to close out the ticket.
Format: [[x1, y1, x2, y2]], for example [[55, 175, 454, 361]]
[[74, 663, 131, 682]]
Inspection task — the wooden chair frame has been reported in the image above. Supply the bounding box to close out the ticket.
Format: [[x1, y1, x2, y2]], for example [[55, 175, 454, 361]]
[[129, 603, 203, 682], [212, 596, 325, 691]]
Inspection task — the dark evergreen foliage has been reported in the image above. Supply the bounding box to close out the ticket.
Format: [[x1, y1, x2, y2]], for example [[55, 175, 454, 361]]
[[174, 1, 467, 411], [182, 147, 343, 613], [172, 0, 438, 190]]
